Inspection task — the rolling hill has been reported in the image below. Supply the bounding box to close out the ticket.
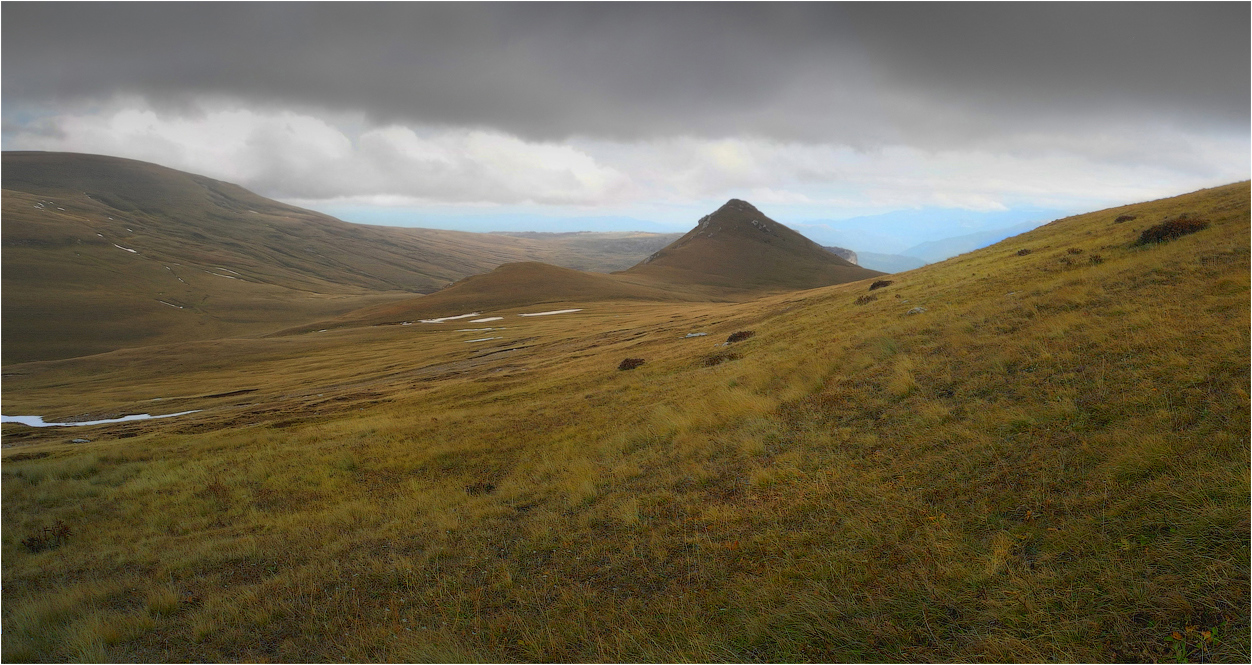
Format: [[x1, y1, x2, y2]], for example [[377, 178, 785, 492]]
[[1, 182, 1247, 662], [1, 152, 681, 362], [625, 199, 883, 289]]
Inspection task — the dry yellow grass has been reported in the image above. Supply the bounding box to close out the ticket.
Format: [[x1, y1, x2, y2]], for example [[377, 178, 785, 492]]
[[2, 182, 1248, 662]]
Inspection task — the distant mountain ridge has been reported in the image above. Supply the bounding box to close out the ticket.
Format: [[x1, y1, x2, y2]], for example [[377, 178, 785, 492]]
[[855, 252, 928, 274], [899, 222, 1041, 263], [795, 206, 1062, 257]]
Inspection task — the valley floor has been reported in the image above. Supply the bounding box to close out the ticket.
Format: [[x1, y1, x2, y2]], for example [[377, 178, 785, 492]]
[[2, 183, 1249, 662]]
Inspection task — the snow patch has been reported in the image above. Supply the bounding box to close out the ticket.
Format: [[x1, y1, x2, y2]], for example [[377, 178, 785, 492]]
[[157, 300, 183, 309], [518, 309, 583, 317], [113, 244, 138, 253], [469, 317, 503, 323], [419, 313, 481, 323], [684, 332, 709, 338], [463, 336, 504, 343]]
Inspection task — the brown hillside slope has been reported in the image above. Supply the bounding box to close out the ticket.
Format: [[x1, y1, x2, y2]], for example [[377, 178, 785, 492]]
[[0, 152, 677, 362], [625, 198, 883, 289]]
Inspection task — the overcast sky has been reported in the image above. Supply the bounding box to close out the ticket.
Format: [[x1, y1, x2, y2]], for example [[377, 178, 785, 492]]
[[3, 3, 1248, 239]]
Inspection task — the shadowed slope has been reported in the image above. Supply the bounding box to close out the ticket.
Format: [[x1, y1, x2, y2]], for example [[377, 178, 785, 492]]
[[625, 199, 883, 289]]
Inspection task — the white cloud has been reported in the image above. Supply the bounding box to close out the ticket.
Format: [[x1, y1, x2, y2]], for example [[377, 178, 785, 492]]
[[6, 97, 1247, 220], [7, 99, 633, 206]]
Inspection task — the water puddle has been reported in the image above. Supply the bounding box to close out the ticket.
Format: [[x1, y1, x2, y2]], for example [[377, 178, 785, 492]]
[[1, 410, 202, 428]]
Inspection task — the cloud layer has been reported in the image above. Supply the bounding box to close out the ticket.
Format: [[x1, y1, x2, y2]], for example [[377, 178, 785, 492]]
[[2, 4, 1248, 223], [5, 4, 1247, 144]]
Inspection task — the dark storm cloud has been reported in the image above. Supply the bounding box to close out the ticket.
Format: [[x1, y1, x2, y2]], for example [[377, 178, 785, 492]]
[[3, 2, 1246, 145]]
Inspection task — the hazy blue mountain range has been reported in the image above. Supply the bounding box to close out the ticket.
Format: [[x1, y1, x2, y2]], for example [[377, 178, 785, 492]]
[[899, 222, 1043, 263], [793, 206, 1063, 256], [856, 252, 929, 273]]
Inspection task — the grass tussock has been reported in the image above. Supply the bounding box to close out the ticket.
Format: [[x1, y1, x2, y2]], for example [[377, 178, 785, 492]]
[[2, 181, 1249, 662], [617, 357, 645, 371], [1136, 214, 1211, 245], [701, 351, 742, 367]]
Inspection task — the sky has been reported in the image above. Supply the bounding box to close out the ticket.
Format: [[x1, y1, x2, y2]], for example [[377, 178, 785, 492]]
[[3, 3, 1248, 251]]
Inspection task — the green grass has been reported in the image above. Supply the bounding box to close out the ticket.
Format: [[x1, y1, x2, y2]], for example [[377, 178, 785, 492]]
[[2, 182, 1248, 662]]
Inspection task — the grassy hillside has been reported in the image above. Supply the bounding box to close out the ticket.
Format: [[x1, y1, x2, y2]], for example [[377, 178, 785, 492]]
[[1, 182, 1248, 662], [626, 199, 883, 290], [1, 152, 683, 362]]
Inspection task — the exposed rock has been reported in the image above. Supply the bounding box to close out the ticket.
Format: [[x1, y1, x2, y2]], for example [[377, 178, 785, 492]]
[[824, 246, 858, 264]]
